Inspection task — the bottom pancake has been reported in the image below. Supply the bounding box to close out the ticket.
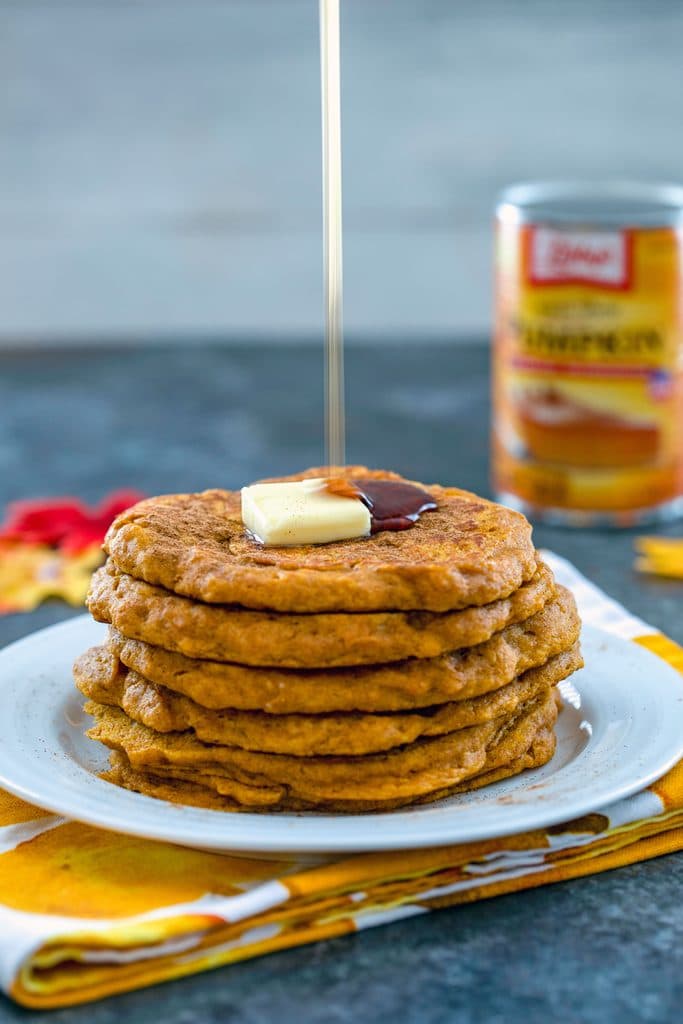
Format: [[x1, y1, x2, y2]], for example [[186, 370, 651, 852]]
[[89, 688, 559, 810], [104, 724, 556, 813]]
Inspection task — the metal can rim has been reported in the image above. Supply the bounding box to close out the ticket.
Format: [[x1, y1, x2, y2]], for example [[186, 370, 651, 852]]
[[496, 180, 683, 227]]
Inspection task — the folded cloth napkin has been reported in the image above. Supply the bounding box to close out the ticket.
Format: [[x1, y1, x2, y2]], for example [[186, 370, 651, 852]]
[[1, 552, 682, 1009]]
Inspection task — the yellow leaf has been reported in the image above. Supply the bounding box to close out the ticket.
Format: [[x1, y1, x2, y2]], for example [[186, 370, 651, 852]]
[[0, 541, 103, 614], [634, 536, 683, 580]]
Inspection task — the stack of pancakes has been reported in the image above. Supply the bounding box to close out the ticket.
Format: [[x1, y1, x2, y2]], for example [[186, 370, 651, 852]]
[[74, 467, 582, 813]]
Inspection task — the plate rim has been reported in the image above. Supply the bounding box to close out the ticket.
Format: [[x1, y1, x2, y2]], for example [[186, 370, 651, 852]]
[[0, 614, 682, 854]]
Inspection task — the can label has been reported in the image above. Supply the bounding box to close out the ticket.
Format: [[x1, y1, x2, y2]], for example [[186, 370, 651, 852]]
[[528, 227, 631, 288], [493, 220, 683, 519]]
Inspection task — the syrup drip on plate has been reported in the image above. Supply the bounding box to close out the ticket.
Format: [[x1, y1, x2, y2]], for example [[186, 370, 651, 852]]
[[325, 478, 437, 533]]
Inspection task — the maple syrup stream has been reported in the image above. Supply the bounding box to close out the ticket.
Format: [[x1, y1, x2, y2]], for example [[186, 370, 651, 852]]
[[319, 5, 436, 532], [320, 0, 345, 468]]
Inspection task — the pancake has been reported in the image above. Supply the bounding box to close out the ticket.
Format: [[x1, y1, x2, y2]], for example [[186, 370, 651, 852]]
[[86, 689, 557, 808], [105, 725, 556, 812], [106, 586, 580, 712], [103, 467, 537, 613], [446, 724, 556, 794], [104, 751, 280, 810], [97, 690, 558, 812], [75, 642, 581, 756], [87, 558, 556, 668]]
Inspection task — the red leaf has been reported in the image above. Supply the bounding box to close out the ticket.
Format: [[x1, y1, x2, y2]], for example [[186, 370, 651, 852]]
[[0, 490, 145, 553]]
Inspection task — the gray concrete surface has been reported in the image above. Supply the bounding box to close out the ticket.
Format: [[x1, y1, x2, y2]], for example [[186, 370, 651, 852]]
[[1, 0, 683, 342], [0, 340, 682, 1021]]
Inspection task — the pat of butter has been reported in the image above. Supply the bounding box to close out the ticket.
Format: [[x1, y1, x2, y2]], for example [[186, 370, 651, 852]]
[[241, 478, 370, 546]]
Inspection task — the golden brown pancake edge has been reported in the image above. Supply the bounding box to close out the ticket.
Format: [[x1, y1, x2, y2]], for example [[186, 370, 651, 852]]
[[75, 642, 581, 756], [87, 558, 556, 668]]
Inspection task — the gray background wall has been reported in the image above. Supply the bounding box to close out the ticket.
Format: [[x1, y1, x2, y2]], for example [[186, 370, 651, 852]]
[[1, 0, 682, 344]]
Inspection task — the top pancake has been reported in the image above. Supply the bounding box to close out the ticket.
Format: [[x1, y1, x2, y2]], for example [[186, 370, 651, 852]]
[[104, 467, 536, 613]]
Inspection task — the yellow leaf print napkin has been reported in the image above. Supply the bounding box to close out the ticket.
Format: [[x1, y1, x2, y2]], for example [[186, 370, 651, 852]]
[[1, 552, 683, 1009]]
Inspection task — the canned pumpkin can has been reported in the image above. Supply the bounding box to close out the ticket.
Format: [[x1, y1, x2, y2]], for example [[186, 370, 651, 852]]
[[492, 182, 683, 526]]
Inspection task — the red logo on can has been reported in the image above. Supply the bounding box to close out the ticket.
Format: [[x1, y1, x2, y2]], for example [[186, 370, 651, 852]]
[[528, 227, 632, 289]]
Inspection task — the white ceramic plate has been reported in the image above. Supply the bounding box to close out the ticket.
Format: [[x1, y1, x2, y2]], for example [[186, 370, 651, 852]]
[[0, 615, 682, 855]]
